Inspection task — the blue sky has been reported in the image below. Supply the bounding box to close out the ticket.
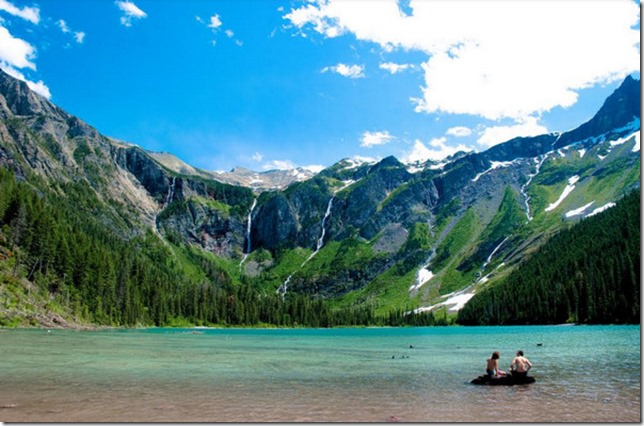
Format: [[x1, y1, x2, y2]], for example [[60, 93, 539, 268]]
[[0, 0, 640, 172]]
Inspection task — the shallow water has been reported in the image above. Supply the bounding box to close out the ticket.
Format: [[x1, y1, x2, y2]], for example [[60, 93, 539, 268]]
[[0, 325, 639, 422]]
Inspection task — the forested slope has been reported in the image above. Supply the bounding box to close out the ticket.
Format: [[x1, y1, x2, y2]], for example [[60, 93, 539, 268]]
[[457, 188, 640, 325], [0, 169, 439, 327]]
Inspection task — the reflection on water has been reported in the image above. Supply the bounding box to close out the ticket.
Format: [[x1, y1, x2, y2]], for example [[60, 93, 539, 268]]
[[0, 326, 639, 422]]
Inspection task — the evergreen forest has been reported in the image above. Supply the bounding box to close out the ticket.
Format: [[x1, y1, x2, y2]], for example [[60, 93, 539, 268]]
[[457, 188, 640, 325]]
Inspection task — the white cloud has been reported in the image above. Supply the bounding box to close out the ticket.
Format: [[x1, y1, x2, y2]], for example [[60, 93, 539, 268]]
[[263, 159, 296, 170], [208, 14, 222, 30], [477, 116, 549, 148], [1, 63, 50, 98], [0, 0, 39, 24], [0, 15, 51, 99], [252, 152, 263, 162], [285, 0, 640, 121], [360, 130, 394, 147], [24, 78, 50, 99], [57, 19, 85, 44], [379, 62, 412, 74], [321, 63, 365, 79], [198, 13, 242, 46], [115, 1, 147, 27], [302, 164, 325, 173], [0, 26, 36, 70], [446, 126, 472, 137], [402, 137, 473, 163], [57, 19, 70, 33]]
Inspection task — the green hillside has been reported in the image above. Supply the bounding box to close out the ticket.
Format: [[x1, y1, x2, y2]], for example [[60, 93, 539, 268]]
[[457, 188, 640, 325]]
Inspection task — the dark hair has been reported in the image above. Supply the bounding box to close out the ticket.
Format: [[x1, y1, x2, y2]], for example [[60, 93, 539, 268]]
[[517, 350, 524, 356], [492, 351, 500, 359]]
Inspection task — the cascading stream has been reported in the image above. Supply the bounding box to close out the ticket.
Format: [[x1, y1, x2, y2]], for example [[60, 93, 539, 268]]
[[477, 236, 509, 283], [520, 153, 550, 221], [277, 196, 335, 299], [164, 176, 176, 208], [239, 198, 257, 267]]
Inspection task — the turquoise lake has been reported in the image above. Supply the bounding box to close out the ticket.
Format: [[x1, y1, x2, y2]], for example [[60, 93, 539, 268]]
[[0, 325, 640, 422]]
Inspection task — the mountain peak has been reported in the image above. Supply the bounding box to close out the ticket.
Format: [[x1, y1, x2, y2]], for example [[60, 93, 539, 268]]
[[0, 68, 59, 117], [554, 75, 640, 149]]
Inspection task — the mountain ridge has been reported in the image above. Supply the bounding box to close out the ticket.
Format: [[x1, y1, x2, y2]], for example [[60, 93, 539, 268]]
[[0, 67, 639, 324]]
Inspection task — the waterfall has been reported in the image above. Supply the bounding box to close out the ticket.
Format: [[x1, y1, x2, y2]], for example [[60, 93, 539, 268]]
[[316, 197, 334, 251], [479, 237, 509, 279], [277, 196, 335, 299], [164, 176, 176, 208], [277, 274, 292, 300], [520, 153, 549, 221], [239, 198, 257, 267], [305, 196, 334, 264]]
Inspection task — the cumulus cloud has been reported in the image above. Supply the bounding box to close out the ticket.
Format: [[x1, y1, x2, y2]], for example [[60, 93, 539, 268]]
[[360, 130, 394, 147], [115, 1, 147, 27], [446, 126, 472, 137], [0, 0, 39, 24], [402, 137, 473, 163], [477, 116, 549, 148], [0, 6, 51, 98], [285, 0, 640, 121], [0, 25, 36, 70], [321, 63, 365, 79]]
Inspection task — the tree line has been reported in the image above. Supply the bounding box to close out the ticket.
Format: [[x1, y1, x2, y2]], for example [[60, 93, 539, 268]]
[[457, 188, 640, 325]]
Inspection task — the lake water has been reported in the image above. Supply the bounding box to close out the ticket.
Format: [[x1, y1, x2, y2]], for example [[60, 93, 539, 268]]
[[0, 325, 639, 422]]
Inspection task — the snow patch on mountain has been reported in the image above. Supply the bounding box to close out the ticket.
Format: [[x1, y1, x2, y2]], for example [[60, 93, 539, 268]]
[[565, 201, 595, 218], [586, 202, 616, 218], [409, 268, 433, 292], [545, 175, 580, 212], [414, 289, 476, 314], [633, 132, 641, 152], [610, 130, 640, 148], [472, 160, 514, 182]]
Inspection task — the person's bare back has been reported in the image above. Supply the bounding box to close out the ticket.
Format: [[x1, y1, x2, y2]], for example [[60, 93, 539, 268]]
[[511, 350, 532, 374]]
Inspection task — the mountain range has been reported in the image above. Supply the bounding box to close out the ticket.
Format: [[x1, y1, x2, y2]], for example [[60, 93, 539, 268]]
[[0, 68, 640, 325]]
